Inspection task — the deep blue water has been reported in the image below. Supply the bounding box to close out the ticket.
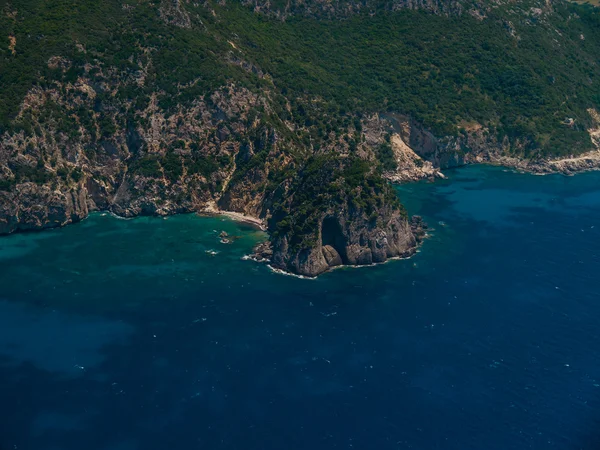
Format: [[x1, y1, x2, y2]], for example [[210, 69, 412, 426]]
[[2, 165, 600, 450]]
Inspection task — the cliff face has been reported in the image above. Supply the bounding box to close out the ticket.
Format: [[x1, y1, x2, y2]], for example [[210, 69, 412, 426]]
[[0, 183, 88, 234], [370, 110, 600, 178], [270, 204, 417, 277], [0, 81, 266, 228]]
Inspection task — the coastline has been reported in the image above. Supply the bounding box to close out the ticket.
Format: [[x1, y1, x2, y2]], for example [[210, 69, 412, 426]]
[[478, 150, 600, 176], [249, 247, 422, 280], [385, 151, 600, 186], [2, 152, 599, 277], [246, 225, 428, 279]]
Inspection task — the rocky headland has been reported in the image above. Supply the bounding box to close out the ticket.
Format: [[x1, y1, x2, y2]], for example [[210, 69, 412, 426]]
[[1, 0, 599, 276]]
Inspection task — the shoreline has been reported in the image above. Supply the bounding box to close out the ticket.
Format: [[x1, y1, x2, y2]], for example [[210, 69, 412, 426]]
[[387, 152, 600, 185], [480, 150, 600, 176], [245, 234, 427, 279], [197, 208, 267, 231], [252, 249, 422, 280]]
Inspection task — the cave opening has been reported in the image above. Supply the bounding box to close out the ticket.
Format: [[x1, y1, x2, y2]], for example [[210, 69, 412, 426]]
[[321, 217, 347, 263]]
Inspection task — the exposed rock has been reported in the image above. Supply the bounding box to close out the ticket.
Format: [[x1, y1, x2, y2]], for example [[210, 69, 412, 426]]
[[371, 110, 600, 178], [410, 215, 427, 241], [386, 133, 444, 182], [322, 245, 343, 267], [8, 35, 16, 55], [363, 114, 443, 182], [0, 183, 88, 234], [159, 0, 191, 27], [270, 203, 417, 277], [1, 0, 598, 279], [250, 240, 273, 262]]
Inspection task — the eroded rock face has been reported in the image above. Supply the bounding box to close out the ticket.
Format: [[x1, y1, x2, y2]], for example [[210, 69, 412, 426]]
[[369, 111, 600, 177], [0, 74, 421, 276], [322, 245, 343, 267], [2, 0, 596, 278], [0, 82, 265, 231], [0, 183, 88, 234], [270, 204, 417, 277]]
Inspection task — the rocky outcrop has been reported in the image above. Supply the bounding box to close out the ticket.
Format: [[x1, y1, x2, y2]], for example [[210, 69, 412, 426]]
[[373, 110, 600, 177], [0, 80, 266, 227], [0, 183, 88, 234], [363, 114, 445, 182], [428, 108, 600, 175], [386, 134, 444, 182], [249, 240, 273, 262], [410, 215, 427, 241], [1, 69, 597, 276], [270, 201, 417, 277], [484, 151, 600, 175]]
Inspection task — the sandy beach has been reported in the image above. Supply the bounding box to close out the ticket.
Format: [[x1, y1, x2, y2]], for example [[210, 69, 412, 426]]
[[199, 206, 267, 231]]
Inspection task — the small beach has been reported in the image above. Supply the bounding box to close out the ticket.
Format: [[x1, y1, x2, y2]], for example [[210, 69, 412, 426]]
[[2, 165, 600, 450]]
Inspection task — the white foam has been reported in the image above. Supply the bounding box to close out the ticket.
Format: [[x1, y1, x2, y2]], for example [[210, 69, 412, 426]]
[[267, 265, 315, 280]]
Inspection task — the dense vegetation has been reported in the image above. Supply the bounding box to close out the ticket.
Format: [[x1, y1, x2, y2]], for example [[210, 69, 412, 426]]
[[218, 1, 600, 156]]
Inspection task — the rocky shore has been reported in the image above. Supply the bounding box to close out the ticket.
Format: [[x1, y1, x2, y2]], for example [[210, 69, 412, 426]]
[[0, 183, 89, 235], [251, 214, 428, 277], [485, 150, 600, 176]]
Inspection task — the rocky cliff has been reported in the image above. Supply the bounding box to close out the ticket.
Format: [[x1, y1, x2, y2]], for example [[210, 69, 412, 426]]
[[270, 206, 417, 277], [0, 183, 88, 234], [376, 109, 600, 176]]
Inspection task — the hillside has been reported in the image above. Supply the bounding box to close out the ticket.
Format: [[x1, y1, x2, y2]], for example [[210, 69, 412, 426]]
[[1, 0, 599, 275]]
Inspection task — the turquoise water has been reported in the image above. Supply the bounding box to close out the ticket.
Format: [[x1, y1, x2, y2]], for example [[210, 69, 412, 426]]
[[2, 165, 600, 449]]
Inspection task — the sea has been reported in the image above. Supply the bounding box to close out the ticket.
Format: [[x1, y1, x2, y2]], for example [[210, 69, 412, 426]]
[[1, 165, 600, 450]]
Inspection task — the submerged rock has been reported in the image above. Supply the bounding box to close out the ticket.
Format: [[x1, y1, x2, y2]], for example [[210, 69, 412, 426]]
[[410, 215, 427, 241], [250, 240, 273, 263]]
